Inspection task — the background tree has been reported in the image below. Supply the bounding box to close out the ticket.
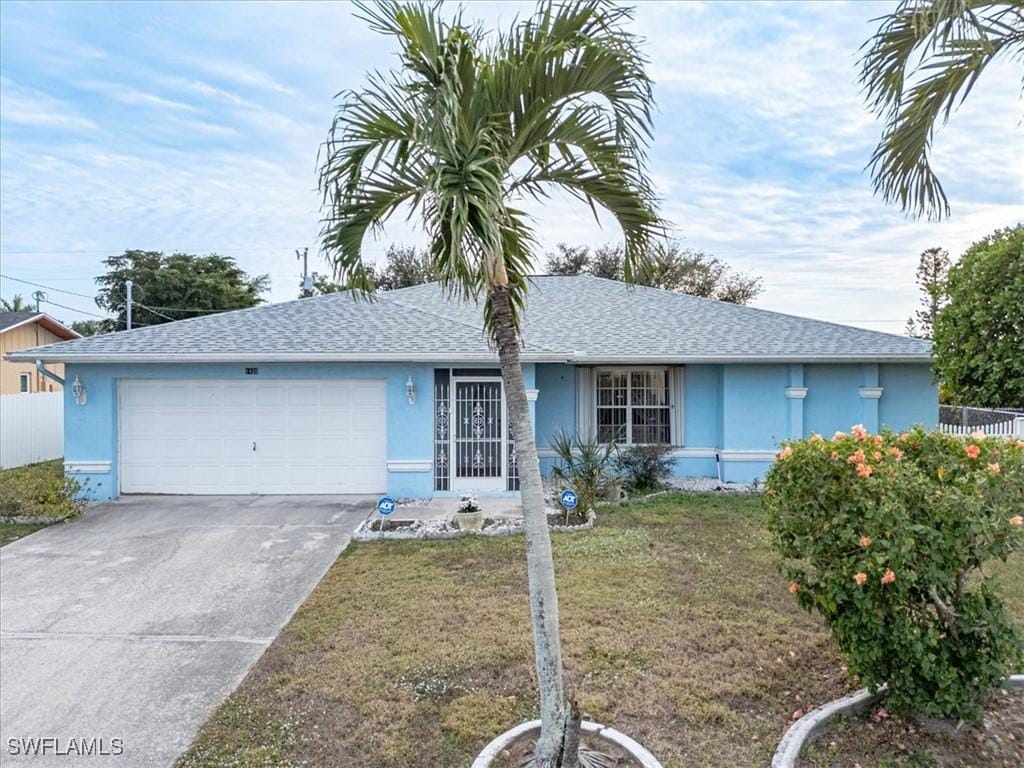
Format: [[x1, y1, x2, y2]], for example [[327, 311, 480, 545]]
[[319, 2, 661, 764], [860, 1, 1024, 220], [70, 320, 106, 337], [544, 240, 762, 304], [373, 244, 436, 291], [96, 250, 268, 328], [1, 294, 33, 312], [905, 246, 951, 338], [544, 244, 590, 276], [933, 225, 1023, 408]]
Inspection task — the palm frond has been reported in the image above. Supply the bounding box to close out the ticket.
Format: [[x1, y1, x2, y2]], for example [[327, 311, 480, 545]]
[[860, 1, 1024, 220], [319, 0, 662, 335]]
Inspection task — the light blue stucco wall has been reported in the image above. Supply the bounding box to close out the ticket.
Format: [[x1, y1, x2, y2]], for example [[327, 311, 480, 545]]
[[65, 361, 454, 500], [63, 359, 937, 499], [879, 364, 939, 431]]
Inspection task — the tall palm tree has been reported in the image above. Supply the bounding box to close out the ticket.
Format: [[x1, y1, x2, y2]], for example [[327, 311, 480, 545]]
[[318, 2, 661, 764], [860, 1, 1024, 220]]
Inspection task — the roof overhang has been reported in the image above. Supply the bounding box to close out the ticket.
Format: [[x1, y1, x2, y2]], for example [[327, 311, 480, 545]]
[[7, 351, 933, 365], [0, 313, 80, 340]]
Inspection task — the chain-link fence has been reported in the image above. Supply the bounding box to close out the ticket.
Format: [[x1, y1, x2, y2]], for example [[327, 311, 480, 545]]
[[939, 405, 1024, 437]]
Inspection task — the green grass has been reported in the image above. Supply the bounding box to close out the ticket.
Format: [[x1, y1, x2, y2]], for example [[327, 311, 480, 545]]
[[177, 493, 1024, 768], [0, 521, 48, 547]]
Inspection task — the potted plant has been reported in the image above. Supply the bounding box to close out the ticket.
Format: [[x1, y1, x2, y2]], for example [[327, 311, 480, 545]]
[[454, 496, 484, 531]]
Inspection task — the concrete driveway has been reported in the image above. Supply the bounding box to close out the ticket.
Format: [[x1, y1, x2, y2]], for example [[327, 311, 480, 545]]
[[0, 495, 370, 767]]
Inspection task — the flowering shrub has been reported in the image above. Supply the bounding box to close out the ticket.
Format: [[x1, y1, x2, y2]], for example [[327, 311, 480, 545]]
[[764, 426, 1024, 719]]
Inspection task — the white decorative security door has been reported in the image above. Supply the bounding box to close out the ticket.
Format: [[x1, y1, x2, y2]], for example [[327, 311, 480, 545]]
[[452, 378, 505, 491]]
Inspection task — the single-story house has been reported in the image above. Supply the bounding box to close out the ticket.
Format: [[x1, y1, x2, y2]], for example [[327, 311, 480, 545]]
[[0, 311, 80, 394], [8, 275, 936, 500]]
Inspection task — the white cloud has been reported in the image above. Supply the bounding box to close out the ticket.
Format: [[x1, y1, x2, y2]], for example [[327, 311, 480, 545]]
[[0, 0, 1019, 336]]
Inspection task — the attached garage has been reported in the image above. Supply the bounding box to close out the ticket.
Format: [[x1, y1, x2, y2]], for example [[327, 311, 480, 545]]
[[118, 379, 387, 495]]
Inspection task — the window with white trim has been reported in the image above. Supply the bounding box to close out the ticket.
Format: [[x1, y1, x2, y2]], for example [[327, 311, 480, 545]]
[[595, 368, 671, 444], [19, 373, 31, 393]]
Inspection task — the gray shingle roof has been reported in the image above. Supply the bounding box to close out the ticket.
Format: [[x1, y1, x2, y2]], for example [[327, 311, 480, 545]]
[[8, 275, 931, 363], [0, 311, 42, 332]]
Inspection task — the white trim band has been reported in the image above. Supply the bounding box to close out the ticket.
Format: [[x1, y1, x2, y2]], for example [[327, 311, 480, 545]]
[[525, 389, 539, 402], [785, 387, 808, 399], [64, 461, 112, 474], [386, 460, 432, 473], [859, 387, 884, 399]]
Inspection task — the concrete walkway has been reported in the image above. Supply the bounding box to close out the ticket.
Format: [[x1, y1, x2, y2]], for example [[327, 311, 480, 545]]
[[0, 495, 370, 767]]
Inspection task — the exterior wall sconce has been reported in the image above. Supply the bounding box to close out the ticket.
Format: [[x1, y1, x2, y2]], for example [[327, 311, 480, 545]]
[[406, 376, 416, 405], [71, 375, 87, 406]]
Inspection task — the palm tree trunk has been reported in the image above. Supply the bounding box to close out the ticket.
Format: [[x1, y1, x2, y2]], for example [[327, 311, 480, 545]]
[[489, 283, 571, 767]]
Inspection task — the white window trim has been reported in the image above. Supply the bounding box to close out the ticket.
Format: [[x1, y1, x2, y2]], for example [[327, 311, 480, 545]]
[[19, 372, 31, 393], [591, 366, 682, 446]]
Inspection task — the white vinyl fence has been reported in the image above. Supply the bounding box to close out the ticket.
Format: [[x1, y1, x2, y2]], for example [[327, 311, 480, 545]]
[[0, 392, 64, 469], [938, 405, 1024, 439]]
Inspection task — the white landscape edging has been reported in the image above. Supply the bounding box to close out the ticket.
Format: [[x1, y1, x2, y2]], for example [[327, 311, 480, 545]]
[[352, 512, 596, 542], [772, 675, 1024, 768], [471, 719, 663, 768]]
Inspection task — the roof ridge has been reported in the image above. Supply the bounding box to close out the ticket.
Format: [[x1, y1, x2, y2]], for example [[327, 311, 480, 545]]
[[379, 289, 563, 355]]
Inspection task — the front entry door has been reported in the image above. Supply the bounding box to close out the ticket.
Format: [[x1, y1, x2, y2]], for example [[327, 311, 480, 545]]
[[452, 378, 505, 491]]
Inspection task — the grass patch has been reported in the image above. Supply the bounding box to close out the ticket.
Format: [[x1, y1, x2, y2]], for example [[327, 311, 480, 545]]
[[0, 521, 48, 547], [0, 459, 83, 520], [177, 493, 1022, 768]]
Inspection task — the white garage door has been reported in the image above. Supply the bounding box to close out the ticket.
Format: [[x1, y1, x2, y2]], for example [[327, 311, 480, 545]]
[[119, 379, 387, 495]]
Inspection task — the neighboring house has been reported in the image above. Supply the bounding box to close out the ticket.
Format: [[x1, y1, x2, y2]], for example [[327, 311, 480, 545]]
[[0, 312, 80, 395], [9, 275, 937, 500]]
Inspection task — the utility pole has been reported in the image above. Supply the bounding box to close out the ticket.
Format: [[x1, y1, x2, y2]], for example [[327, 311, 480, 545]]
[[32, 290, 46, 312], [297, 247, 313, 297], [125, 279, 133, 331]]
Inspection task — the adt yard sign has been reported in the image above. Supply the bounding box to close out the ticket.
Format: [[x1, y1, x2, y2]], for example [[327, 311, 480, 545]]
[[559, 489, 578, 511], [376, 496, 396, 517]]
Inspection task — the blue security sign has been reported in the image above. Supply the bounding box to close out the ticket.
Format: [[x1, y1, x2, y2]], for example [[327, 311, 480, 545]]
[[559, 489, 579, 511], [376, 496, 397, 517]]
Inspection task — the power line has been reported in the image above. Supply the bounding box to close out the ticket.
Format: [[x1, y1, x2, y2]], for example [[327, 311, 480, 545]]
[[0, 274, 96, 299], [40, 298, 109, 319]]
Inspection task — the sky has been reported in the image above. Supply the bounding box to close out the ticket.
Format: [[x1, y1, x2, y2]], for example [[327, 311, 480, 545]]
[[0, 0, 1021, 334]]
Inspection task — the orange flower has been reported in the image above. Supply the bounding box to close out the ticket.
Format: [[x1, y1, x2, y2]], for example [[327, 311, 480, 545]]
[[881, 568, 896, 585], [809, 433, 824, 443], [965, 444, 981, 459], [1010, 515, 1023, 527], [848, 449, 866, 464], [830, 451, 840, 461], [851, 424, 868, 441], [889, 447, 904, 460], [971, 429, 987, 441], [872, 451, 883, 462], [788, 581, 800, 593], [777, 446, 794, 460], [859, 535, 872, 548], [854, 572, 868, 586], [987, 463, 1000, 475], [832, 431, 847, 441], [873, 435, 884, 447], [856, 463, 873, 478]]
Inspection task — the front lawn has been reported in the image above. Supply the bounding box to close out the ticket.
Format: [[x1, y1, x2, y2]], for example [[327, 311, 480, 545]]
[[0, 521, 48, 547], [178, 493, 1023, 768]]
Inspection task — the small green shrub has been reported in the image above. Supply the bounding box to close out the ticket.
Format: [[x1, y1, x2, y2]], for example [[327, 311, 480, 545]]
[[764, 426, 1024, 720], [0, 460, 85, 520], [614, 444, 673, 493], [550, 430, 616, 518]]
